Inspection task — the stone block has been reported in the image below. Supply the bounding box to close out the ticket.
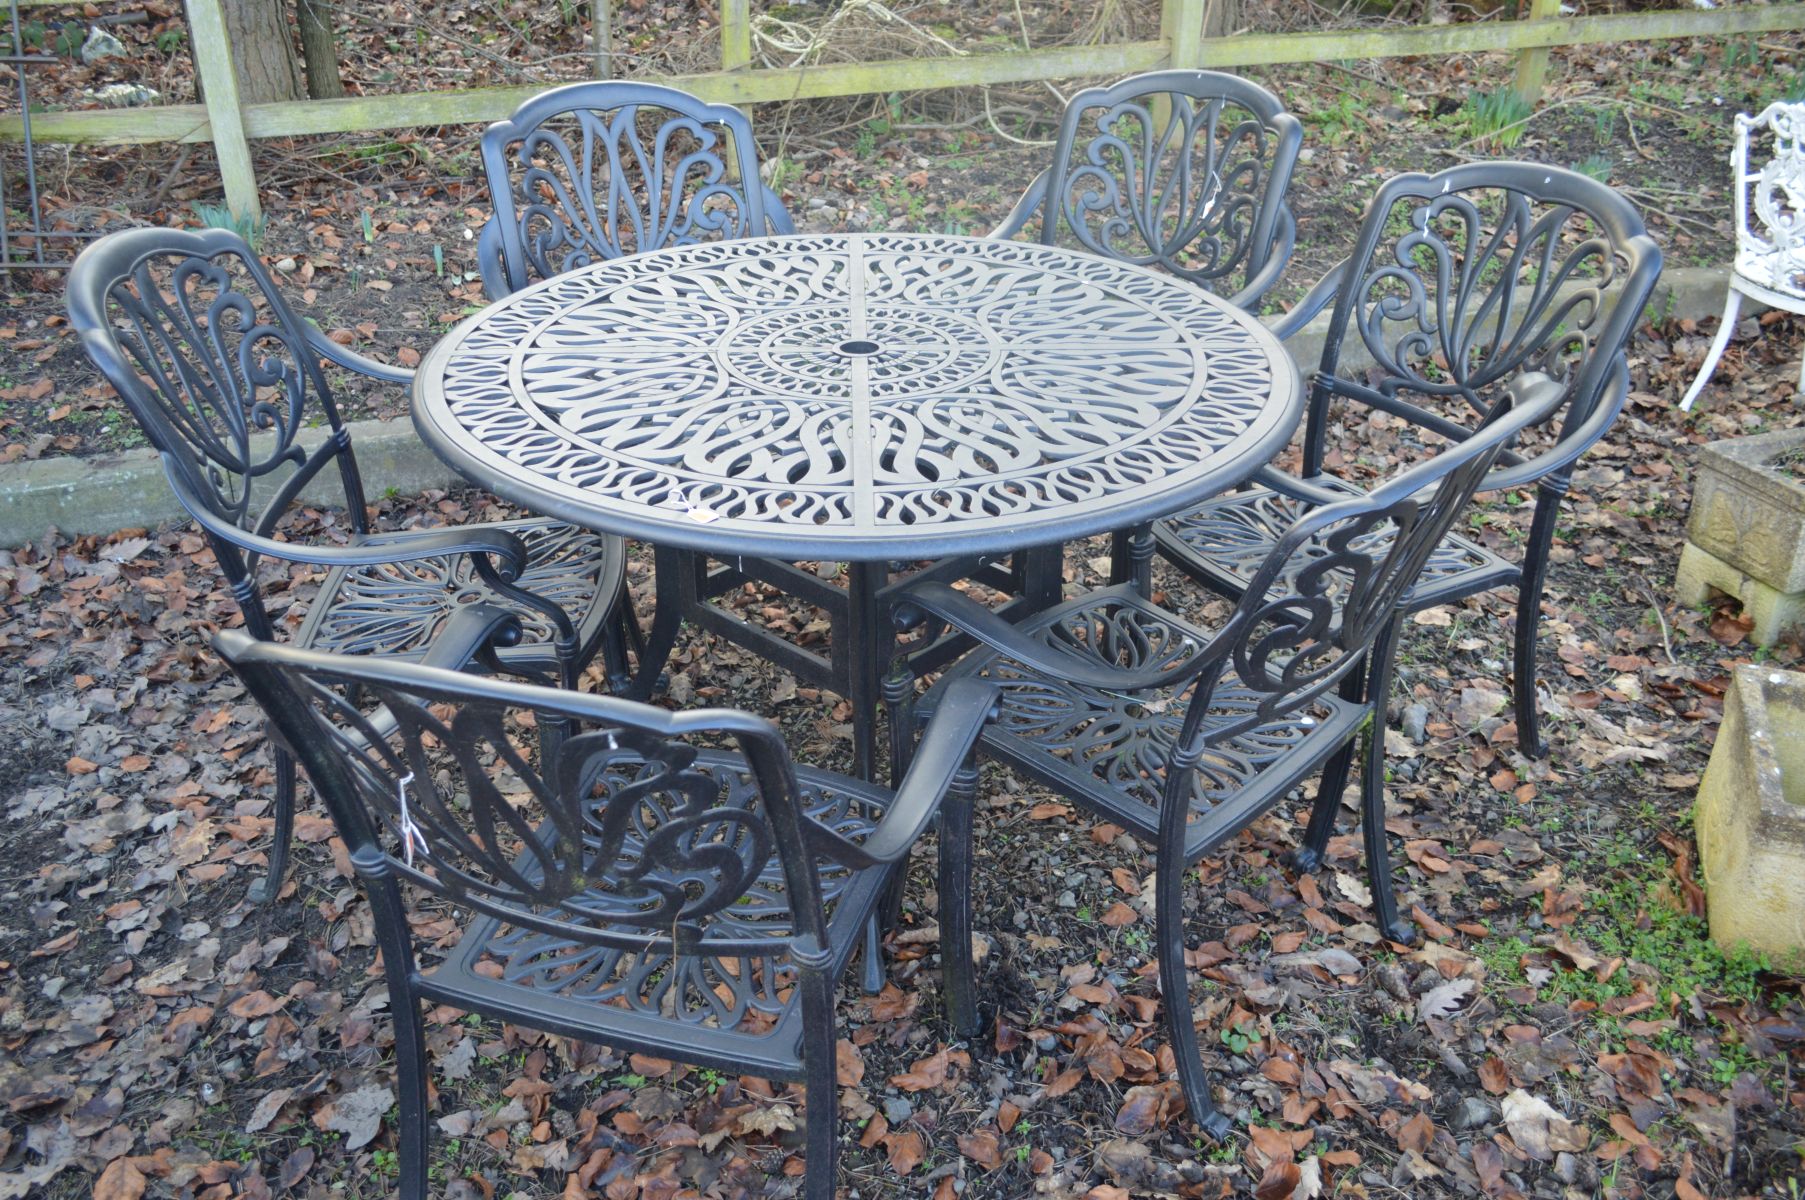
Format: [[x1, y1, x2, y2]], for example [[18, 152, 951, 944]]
[[1696, 664, 1805, 966], [1686, 427, 1805, 593], [1676, 542, 1805, 648]]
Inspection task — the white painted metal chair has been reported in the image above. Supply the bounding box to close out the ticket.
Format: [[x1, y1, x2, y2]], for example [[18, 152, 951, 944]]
[[1682, 100, 1805, 411]]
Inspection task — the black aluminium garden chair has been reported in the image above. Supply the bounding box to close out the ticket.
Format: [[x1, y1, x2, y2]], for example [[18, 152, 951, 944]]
[[213, 616, 998, 1200], [476, 80, 795, 300], [993, 69, 1304, 312], [888, 377, 1570, 1136], [990, 68, 1303, 590], [67, 225, 634, 902], [1152, 162, 1663, 759]]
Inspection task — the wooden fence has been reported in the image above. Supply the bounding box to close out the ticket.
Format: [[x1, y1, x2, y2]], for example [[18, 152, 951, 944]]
[[4, 0, 1805, 222]]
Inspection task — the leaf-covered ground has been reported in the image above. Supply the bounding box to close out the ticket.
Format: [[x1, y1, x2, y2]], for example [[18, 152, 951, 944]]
[[3, 303, 1803, 1200]]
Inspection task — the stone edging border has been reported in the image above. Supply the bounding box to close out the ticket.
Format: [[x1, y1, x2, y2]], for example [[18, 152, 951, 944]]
[[0, 265, 1738, 547]]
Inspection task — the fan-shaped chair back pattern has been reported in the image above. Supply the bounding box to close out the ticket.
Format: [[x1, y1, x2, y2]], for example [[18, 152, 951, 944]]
[[995, 70, 1302, 309], [478, 81, 794, 298]]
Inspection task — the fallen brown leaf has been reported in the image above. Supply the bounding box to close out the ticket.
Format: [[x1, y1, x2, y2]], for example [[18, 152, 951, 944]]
[[884, 1129, 925, 1175]]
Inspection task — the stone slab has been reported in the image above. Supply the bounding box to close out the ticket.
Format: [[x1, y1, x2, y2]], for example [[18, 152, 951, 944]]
[[0, 264, 1737, 548]]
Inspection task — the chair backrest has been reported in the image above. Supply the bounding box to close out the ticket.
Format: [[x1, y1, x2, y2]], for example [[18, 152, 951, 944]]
[[215, 629, 851, 1031], [478, 81, 793, 298], [67, 227, 368, 616], [1152, 378, 1569, 844], [1302, 162, 1662, 488], [998, 70, 1303, 308], [1733, 100, 1805, 296]]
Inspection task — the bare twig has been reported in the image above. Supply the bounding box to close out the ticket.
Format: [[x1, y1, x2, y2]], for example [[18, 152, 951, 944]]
[[149, 144, 194, 209], [1616, 187, 1720, 236], [1636, 575, 1678, 665]]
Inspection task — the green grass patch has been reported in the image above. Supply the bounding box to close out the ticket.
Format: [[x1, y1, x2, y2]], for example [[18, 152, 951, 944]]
[[1461, 88, 1534, 151]]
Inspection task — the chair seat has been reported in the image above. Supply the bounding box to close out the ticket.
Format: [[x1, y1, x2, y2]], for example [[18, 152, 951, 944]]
[[1154, 474, 1517, 610], [418, 750, 896, 1079], [917, 586, 1364, 861], [296, 518, 625, 672], [1733, 246, 1805, 304]]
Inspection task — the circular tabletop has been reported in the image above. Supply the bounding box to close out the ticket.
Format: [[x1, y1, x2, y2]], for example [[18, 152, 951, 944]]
[[415, 233, 1301, 561]]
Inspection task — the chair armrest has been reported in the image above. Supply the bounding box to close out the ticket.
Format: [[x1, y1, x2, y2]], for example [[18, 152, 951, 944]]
[[988, 171, 1049, 241], [1477, 368, 1624, 494], [893, 581, 1221, 695], [417, 602, 526, 673], [852, 677, 998, 866], [763, 186, 796, 235], [303, 322, 414, 386], [1269, 255, 1346, 341], [1225, 207, 1296, 312], [335, 604, 527, 749], [163, 454, 530, 579], [477, 220, 514, 302], [1250, 464, 1351, 508]]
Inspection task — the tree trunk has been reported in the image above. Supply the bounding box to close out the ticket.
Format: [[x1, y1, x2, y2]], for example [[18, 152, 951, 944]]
[[296, 0, 344, 99], [1203, 0, 1240, 37], [218, 0, 303, 105]]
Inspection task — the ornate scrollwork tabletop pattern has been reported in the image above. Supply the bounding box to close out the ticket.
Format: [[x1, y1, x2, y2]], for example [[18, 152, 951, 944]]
[[417, 233, 1299, 560]]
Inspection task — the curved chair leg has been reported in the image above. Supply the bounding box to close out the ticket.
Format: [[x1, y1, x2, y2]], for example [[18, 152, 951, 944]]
[[1155, 858, 1232, 1139], [859, 917, 886, 995], [390, 986, 430, 1200], [1360, 619, 1416, 946], [798, 975, 839, 1200], [937, 762, 980, 1037], [249, 740, 296, 904], [1290, 739, 1356, 874], [599, 578, 636, 694], [859, 664, 919, 993], [1513, 483, 1564, 761], [1679, 287, 1743, 411]]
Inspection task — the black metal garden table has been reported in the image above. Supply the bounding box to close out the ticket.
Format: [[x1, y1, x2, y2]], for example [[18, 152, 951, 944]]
[[413, 232, 1302, 775]]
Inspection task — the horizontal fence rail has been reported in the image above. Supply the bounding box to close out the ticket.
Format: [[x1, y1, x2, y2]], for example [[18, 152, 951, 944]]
[[1, 0, 1802, 223]]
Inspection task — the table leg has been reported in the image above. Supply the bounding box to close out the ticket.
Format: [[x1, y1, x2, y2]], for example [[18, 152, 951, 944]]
[[844, 561, 892, 782], [629, 543, 689, 702], [1018, 543, 1066, 609], [1109, 524, 1155, 595]]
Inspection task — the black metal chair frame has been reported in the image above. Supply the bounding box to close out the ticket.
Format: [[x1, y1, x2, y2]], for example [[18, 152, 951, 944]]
[[1152, 162, 1664, 759], [477, 80, 794, 300], [67, 225, 634, 901], [889, 380, 1568, 1137], [992, 68, 1304, 311], [215, 616, 997, 1200], [988, 69, 1303, 614]]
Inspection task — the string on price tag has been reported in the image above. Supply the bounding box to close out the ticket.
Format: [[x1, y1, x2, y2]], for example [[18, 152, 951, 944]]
[[395, 771, 428, 867]]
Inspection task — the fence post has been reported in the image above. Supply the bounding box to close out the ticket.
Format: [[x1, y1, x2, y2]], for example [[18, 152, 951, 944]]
[[721, 0, 751, 71], [593, 0, 613, 79], [1161, 0, 1207, 69], [185, 0, 261, 223], [1513, 0, 1562, 104]]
